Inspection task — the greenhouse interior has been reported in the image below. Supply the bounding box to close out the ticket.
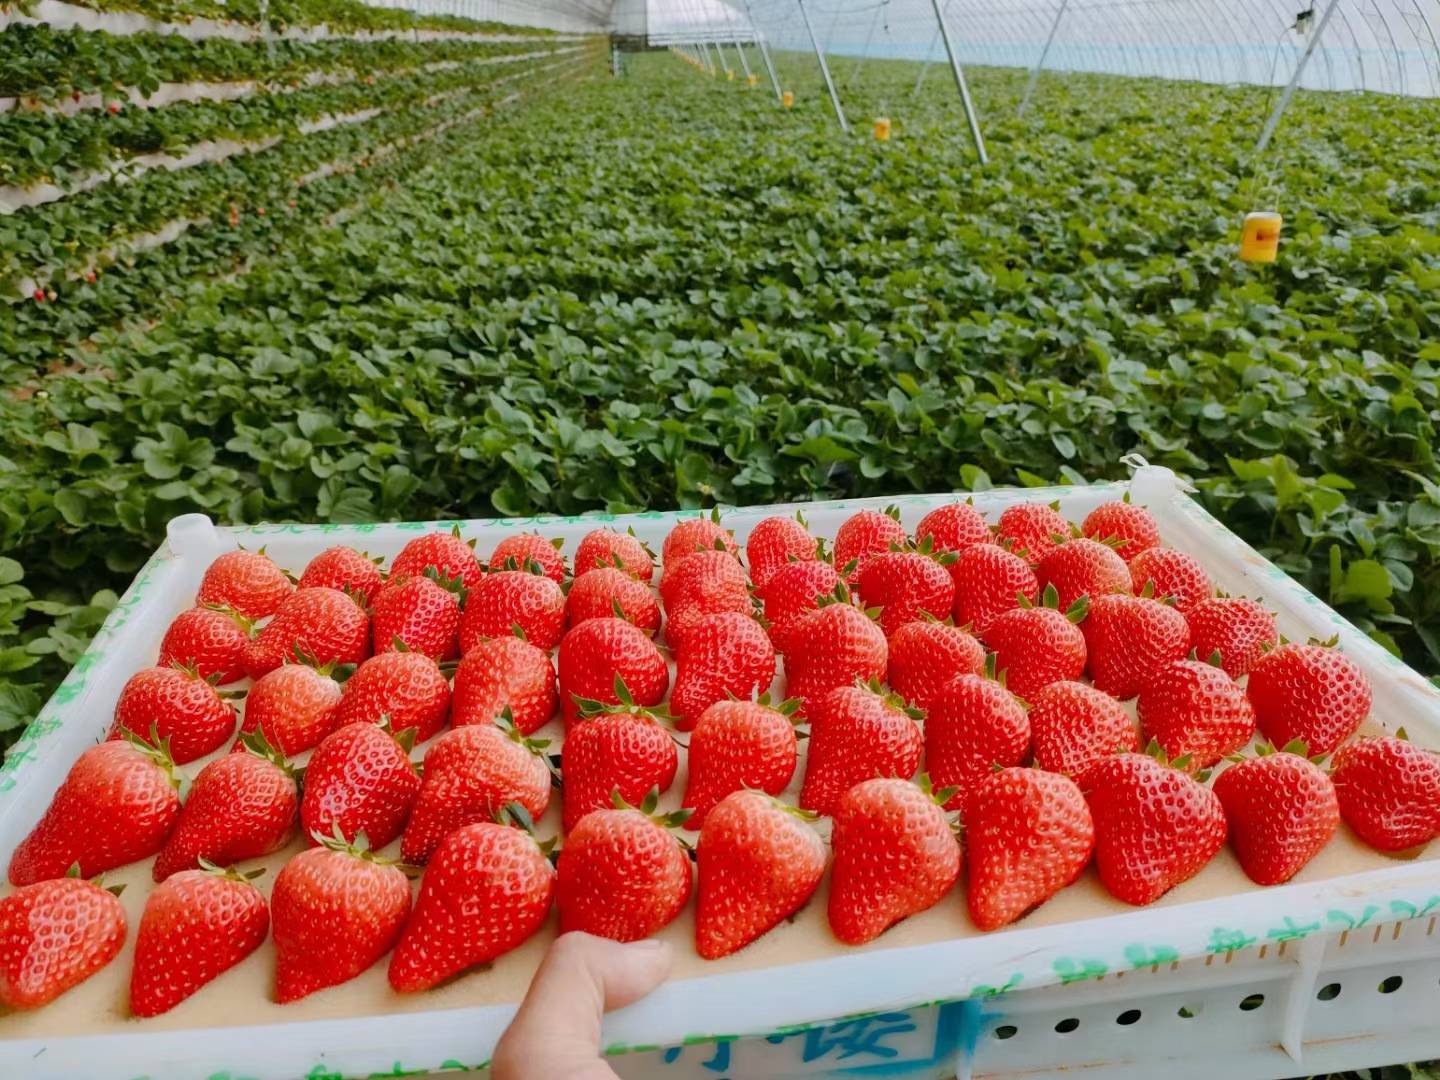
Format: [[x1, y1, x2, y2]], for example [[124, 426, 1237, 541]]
[[2, 0, 1440, 1075]]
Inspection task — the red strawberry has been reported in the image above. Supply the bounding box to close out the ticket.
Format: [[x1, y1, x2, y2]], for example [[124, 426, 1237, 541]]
[[560, 708, 677, 832], [662, 511, 739, 567], [759, 560, 841, 653], [158, 607, 251, 684], [236, 662, 342, 756], [1247, 642, 1372, 757], [389, 820, 555, 992], [1332, 736, 1440, 852], [886, 621, 984, 712], [390, 527, 484, 591], [556, 795, 693, 941], [983, 586, 1088, 699], [9, 738, 181, 885], [1029, 681, 1137, 777], [452, 634, 557, 734], [244, 587, 370, 680], [745, 514, 817, 591], [1037, 538, 1131, 610], [298, 546, 384, 604], [110, 665, 237, 764], [557, 617, 668, 725], [154, 735, 297, 881], [966, 768, 1094, 930], [1082, 594, 1189, 699], [400, 721, 552, 864], [682, 697, 800, 829], [371, 574, 460, 661], [565, 566, 660, 636], [1138, 659, 1256, 768], [799, 683, 922, 816], [832, 507, 905, 584], [1128, 547, 1212, 611], [1213, 746, 1339, 884], [1083, 749, 1227, 905], [1185, 597, 1277, 678], [949, 543, 1039, 635], [915, 501, 990, 554], [460, 570, 565, 653], [1082, 499, 1160, 563], [197, 549, 293, 619], [130, 864, 269, 1016], [856, 548, 955, 638], [331, 649, 451, 743], [300, 722, 421, 850], [489, 533, 567, 584], [782, 602, 887, 717], [695, 791, 825, 959], [574, 528, 655, 583], [828, 777, 960, 945], [660, 549, 751, 652], [0, 876, 126, 1009], [923, 672, 1030, 812], [669, 612, 776, 730], [271, 837, 411, 1003], [996, 502, 1070, 566]]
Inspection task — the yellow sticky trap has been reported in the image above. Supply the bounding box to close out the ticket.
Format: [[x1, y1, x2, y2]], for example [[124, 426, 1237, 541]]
[[727, 69, 734, 81], [747, 74, 758, 87], [873, 117, 891, 141], [783, 90, 794, 108], [1239, 211, 1282, 263]]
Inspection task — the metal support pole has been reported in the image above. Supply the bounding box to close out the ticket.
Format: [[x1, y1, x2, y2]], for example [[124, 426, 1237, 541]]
[[796, 0, 849, 131], [716, 38, 733, 76], [702, 40, 718, 73], [744, 2, 784, 102], [734, 40, 753, 80], [929, 0, 988, 163], [847, 2, 884, 89], [1254, 0, 1342, 154], [913, 22, 943, 95], [1018, 0, 1068, 117]]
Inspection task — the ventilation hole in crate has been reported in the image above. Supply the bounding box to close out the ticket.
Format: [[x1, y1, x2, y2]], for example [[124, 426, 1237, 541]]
[[994, 1025, 1018, 1041], [1379, 975, 1403, 994], [1054, 1018, 1080, 1034], [1317, 983, 1342, 1002], [1116, 1009, 1142, 1026], [1239, 993, 1265, 1011], [1177, 1004, 1202, 1019]]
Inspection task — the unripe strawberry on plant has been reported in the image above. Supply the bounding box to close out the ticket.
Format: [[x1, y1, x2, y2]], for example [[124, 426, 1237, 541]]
[[573, 527, 655, 583], [197, 548, 293, 620], [1185, 596, 1277, 678], [1246, 641, 1372, 757], [832, 506, 905, 584], [760, 559, 842, 654], [745, 513, 818, 591], [158, 606, 251, 684], [661, 549, 751, 652], [799, 682, 922, 815], [1037, 537, 1131, 611], [782, 595, 887, 717], [1212, 743, 1339, 885], [489, 533, 567, 584], [1128, 547, 1213, 611], [560, 701, 677, 832], [109, 665, 237, 765], [558, 617, 668, 725], [1029, 681, 1138, 777], [915, 500, 990, 555], [1082, 498, 1160, 564], [886, 620, 984, 712], [390, 526, 484, 591], [661, 510, 738, 568], [923, 668, 1030, 813], [331, 647, 450, 743], [1332, 735, 1440, 852], [235, 661, 342, 756], [244, 586, 370, 679], [1137, 659, 1256, 768], [669, 612, 776, 730], [949, 543, 1039, 635], [1082, 593, 1189, 700], [855, 543, 956, 638], [983, 584, 1088, 699], [682, 696, 800, 829], [298, 546, 384, 605], [0, 875, 127, 1010], [371, 573, 461, 661], [300, 721, 420, 851], [452, 633, 557, 734], [460, 569, 565, 653], [565, 566, 660, 636], [996, 502, 1070, 566]]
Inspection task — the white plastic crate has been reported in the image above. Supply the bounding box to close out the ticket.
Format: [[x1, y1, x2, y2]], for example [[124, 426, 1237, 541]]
[[0, 464, 1438, 1080]]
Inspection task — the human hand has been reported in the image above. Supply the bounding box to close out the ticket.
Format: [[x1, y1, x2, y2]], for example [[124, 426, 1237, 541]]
[[491, 932, 674, 1080]]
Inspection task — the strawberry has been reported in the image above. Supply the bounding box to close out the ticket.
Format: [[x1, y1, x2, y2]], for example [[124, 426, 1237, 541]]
[[983, 586, 1088, 699], [886, 621, 984, 712], [489, 533, 567, 584], [236, 662, 342, 756], [1128, 547, 1212, 611], [1029, 681, 1137, 777], [1082, 499, 1160, 563], [158, 606, 251, 685], [1185, 597, 1277, 678], [669, 612, 776, 730], [828, 777, 960, 945], [130, 864, 269, 1016], [371, 574, 460, 661], [1036, 538, 1131, 610], [110, 665, 237, 764], [560, 707, 678, 832], [557, 617, 668, 725], [459, 569, 565, 653], [389, 820, 555, 992], [271, 836, 411, 1003], [244, 587, 370, 680], [660, 549, 751, 652], [682, 697, 800, 829], [1212, 745, 1339, 884], [799, 683, 923, 815], [1082, 749, 1227, 905], [197, 548, 293, 619], [782, 601, 887, 718], [1137, 659, 1256, 768], [949, 543, 1039, 635], [832, 507, 905, 584], [400, 721, 552, 864], [300, 722, 421, 850], [297, 546, 384, 605], [915, 501, 991, 554], [1332, 736, 1440, 852], [390, 527, 484, 591], [154, 734, 298, 881], [745, 514, 817, 591], [9, 737, 181, 885], [923, 671, 1030, 813], [331, 648, 451, 743], [996, 502, 1070, 566], [574, 528, 655, 583], [1082, 594, 1189, 699], [759, 560, 842, 653], [452, 634, 557, 735], [565, 566, 660, 636], [556, 794, 693, 941], [855, 547, 956, 638], [0, 876, 126, 1009], [1247, 642, 1372, 757], [695, 791, 825, 959], [662, 511, 738, 567], [966, 768, 1094, 930]]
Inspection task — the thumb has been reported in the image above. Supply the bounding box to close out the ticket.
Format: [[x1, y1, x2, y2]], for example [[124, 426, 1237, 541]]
[[492, 932, 673, 1080]]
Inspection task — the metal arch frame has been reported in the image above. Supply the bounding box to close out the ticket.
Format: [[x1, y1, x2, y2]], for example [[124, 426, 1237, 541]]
[[1402, 0, 1440, 93], [1361, 0, 1411, 94]]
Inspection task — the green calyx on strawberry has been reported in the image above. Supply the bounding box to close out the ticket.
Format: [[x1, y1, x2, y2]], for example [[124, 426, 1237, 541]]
[[611, 786, 695, 833], [1016, 581, 1090, 622]]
